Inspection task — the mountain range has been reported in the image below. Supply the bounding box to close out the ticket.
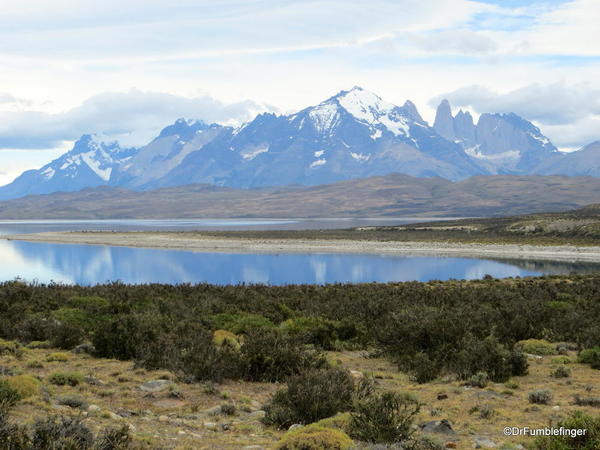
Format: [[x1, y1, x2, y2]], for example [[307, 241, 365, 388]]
[[0, 86, 598, 201]]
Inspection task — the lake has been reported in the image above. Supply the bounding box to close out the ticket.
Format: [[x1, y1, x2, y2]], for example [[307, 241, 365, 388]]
[[0, 219, 598, 285]]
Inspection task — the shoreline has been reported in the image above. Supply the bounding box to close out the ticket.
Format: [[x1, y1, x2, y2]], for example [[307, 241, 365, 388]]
[[4, 231, 600, 262]]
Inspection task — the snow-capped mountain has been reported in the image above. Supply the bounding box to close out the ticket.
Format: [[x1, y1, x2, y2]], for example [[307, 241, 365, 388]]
[[1, 86, 598, 202], [144, 87, 486, 189], [0, 135, 137, 201], [433, 99, 561, 174]]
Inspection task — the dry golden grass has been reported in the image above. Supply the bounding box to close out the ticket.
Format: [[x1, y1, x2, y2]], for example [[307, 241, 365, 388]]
[[1, 345, 599, 449]]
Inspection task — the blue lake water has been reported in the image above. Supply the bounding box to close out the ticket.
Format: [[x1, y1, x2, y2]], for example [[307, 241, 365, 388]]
[[0, 219, 597, 285], [0, 239, 597, 286]]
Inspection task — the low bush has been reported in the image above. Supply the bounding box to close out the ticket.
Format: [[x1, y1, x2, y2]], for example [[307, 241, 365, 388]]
[[26, 341, 51, 350], [4, 375, 41, 398], [46, 352, 70, 362], [573, 395, 600, 407], [349, 391, 421, 444], [550, 356, 573, 364], [516, 339, 557, 356], [579, 347, 600, 369], [276, 424, 353, 450], [49, 321, 86, 350], [0, 380, 22, 410], [405, 352, 441, 384], [0, 410, 29, 449], [212, 330, 241, 351], [48, 371, 84, 387], [239, 329, 327, 382], [0, 339, 24, 359], [264, 368, 355, 429], [528, 389, 553, 405], [552, 366, 571, 378], [280, 316, 363, 350], [532, 412, 600, 449], [465, 372, 488, 388], [212, 312, 275, 334]]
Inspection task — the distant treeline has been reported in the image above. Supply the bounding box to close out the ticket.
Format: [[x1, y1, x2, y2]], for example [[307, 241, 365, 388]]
[[2, 274, 600, 383]]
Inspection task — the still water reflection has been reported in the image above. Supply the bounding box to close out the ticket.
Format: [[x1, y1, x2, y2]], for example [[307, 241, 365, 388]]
[[0, 240, 597, 286]]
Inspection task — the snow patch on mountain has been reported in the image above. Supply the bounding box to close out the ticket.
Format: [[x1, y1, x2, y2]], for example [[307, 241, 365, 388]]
[[310, 158, 327, 168], [242, 147, 269, 160]]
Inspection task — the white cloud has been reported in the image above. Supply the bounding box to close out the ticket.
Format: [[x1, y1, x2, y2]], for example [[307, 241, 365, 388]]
[[0, 89, 272, 149]]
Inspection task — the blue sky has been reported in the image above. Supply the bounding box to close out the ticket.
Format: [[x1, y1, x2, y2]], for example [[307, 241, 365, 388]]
[[0, 0, 599, 185]]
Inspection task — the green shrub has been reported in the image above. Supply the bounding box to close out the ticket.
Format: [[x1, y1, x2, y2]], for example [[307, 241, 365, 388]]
[[276, 424, 353, 450], [0, 380, 22, 409], [4, 375, 41, 398], [452, 336, 521, 382], [466, 371, 488, 388], [48, 372, 84, 387], [280, 316, 363, 350], [0, 411, 29, 449], [212, 329, 241, 351], [349, 391, 421, 443], [212, 312, 275, 334], [532, 412, 600, 449], [528, 389, 553, 405], [46, 352, 70, 362], [579, 347, 600, 369], [31, 416, 94, 449], [0, 339, 24, 359], [264, 368, 355, 429], [49, 321, 86, 350], [552, 366, 571, 378], [551, 356, 573, 364], [573, 395, 600, 407], [240, 329, 327, 382], [26, 341, 51, 349], [516, 339, 557, 356], [406, 352, 441, 384]]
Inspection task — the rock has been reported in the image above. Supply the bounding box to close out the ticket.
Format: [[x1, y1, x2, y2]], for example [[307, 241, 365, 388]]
[[72, 343, 96, 354], [421, 419, 455, 435], [177, 430, 186, 435], [204, 422, 219, 431], [349, 370, 364, 381], [473, 436, 497, 448], [221, 423, 232, 431], [128, 424, 136, 432], [142, 409, 153, 417], [87, 405, 101, 413], [204, 405, 224, 416], [249, 410, 266, 419], [445, 443, 457, 449], [437, 393, 449, 400], [288, 424, 304, 431], [139, 379, 171, 393], [107, 412, 123, 421], [552, 405, 561, 410], [116, 409, 133, 418], [158, 415, 169, 423], [84, 376, 106, 386]]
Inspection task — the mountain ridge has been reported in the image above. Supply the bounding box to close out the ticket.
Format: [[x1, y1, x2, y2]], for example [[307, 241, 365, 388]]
[[0, 87, 598, 201]]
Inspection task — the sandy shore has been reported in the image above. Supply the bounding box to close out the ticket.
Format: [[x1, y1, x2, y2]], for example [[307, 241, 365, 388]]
[[3, 231, 600, 263]]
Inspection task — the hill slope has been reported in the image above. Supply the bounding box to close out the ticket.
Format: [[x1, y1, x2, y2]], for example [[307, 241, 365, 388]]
[[0, 174, 597, 219]]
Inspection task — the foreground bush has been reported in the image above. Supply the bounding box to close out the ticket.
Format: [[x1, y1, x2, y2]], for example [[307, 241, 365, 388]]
[[240, 329, 327, 382], [349, 391, 421, 444], [0, 380, 22, 410], [532, 412, 600, 449], [516, 339, 557, 356], [48, 372, 84, 387], [579, 347, 600, 369], [4, 375, 41, 398], [264, 368, 355, 429], [276, 424, 353, 450], [528, 389, 553, 405]]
